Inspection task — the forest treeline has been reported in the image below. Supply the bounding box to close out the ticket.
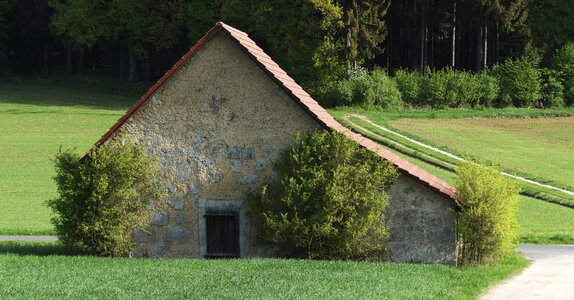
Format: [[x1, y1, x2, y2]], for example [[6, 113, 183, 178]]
[[0, 0, 573, 104]]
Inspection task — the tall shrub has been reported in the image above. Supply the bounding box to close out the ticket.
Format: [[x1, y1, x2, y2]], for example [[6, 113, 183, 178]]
[[420, 68, 449, 108], [246, 131, 398, 260], [476, 72, 500, 107], [444, 69, 481, 107], [455, 161, 520, 265], [48, 141, 166, 257], [333, 69, 403, 109], [491, 57, 542, 107], [394, 69, 421, 105], [552, 43, 574, 105], [540, 68, 565, 108]]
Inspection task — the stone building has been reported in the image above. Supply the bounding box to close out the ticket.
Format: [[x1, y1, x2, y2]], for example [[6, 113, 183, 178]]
[[91, 22, 462, 264]]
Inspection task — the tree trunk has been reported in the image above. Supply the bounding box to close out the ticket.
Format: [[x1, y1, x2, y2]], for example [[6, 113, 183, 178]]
[[119, 43, 126, 81], [483, 24, 488, 68], [65, 45, 73, 76], [42, 39, 49, 75], [476, 25, 483, 72], [451, 1, 456, 68], [419, 0, 426, 73], [77, 46, 85, 76], [144, 56, 150, 82], [128, 43, 138, 82], [495, 23, 499, 64], [346, 2, 353, 76]]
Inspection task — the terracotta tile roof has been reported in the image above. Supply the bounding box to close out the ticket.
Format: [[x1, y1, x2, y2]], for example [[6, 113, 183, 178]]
[[91, 21, 462, 205]]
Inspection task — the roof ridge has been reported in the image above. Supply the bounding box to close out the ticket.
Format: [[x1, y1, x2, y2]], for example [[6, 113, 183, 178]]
[[89, 21, 461, 205]]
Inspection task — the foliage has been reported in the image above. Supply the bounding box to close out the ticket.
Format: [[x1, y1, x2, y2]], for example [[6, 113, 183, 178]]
[[185, 0, 222, 43], [333, 69, 403, 108], [393, 68, 498, 108], [492, 56, 542, 107], [455, 161, 520, 265], [419, 68, 449, 108], [47, 141, 165, 256], [476, 72, 500, 107], [444, 69, 482, 107], [339, 0, 391, 70], [49, 0, 107, 48], [246, 131, 398, 260], [393, 69, 421, 105], [529, 0, 574, 57], [540, 68, 565, 108], [222, 0, 346, 97], [552, 43, 574, 105], [107, 0, 185, 59]]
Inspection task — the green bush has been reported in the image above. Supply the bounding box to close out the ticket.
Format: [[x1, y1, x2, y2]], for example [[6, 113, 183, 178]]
[[48, 141, 166, 257], [445, 69, 482, 107], [420, 68, 449, 108], [476, 72, 500, 107], [394, 69, 421, 105], [540, 68, 565, 108], [333, 69, 404, 109], [246, 131, 398, 260], [552, 43, 574, 106], [400, 68, 496, 108], [455, 161, 520, 265], [492, 57, 542, 107]]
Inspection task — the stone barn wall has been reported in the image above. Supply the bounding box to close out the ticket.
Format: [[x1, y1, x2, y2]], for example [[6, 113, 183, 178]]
[[104, 29, 458, 263], [386, 175, 457, 264], [113, 32, 320, 258]]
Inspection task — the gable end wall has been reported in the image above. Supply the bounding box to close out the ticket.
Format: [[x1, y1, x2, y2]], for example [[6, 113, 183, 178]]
[[114, 32, 320, 258], [106, 31, 457, 263]]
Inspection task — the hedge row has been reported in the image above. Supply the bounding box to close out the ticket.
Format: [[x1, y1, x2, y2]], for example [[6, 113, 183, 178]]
[[327, 43, 574, 109]]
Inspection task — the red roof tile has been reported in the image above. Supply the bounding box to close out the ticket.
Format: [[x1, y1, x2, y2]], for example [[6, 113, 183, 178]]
[[91, 21, 462, 205]]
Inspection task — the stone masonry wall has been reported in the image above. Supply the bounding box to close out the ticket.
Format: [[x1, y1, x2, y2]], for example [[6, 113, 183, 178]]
[[114, 32, 320, 258], [385, 174, 457, 264], [109, 31, 457, 263]]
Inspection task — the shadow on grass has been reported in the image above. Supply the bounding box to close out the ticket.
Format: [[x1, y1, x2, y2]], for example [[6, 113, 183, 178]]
[[0, 241, 82, 256], [0, 76, 150, 110]]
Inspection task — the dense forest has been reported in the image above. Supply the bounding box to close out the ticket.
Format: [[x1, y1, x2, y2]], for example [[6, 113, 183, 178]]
[[0, 0, 573, 105]]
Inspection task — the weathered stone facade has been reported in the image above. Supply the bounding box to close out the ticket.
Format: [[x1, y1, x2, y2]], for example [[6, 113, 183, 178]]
[[101, 24, 458, 263], [386, 175, 457, 264], [115, 32, 319, 258]]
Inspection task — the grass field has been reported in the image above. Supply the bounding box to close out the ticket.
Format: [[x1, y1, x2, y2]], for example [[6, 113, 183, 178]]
[[0, 81, 133, 234], [390, 117, 574, 189], [1, 81, 573, 244], [329, 107, 574, 192], [0, 242, 527, 299], [329, 107, 574, 244]]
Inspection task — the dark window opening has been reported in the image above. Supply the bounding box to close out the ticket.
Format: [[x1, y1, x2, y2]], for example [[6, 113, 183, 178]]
[[205, 214, 239, 258]]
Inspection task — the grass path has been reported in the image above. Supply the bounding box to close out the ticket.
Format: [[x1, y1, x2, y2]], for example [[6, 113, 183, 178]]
[[345, 114, 574, 197]]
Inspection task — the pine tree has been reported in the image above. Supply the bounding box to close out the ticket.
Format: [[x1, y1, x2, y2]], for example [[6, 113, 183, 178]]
[[339, 0, 391, 73]]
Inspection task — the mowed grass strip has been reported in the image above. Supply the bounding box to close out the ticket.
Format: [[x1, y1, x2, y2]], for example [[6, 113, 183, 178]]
[[0, 82, 133, 235], [0, 242, 527, 300], [388, 117, 574, 189], [340, 114, 574, 207]]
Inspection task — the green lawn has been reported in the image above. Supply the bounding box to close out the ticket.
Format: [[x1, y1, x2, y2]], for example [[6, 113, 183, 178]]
[[0, 82, 133, 234], [390, 117, 574, 189], [0, 242, 527, 299], [330, 107, 574, 192], [331, 106, 574, 243]]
